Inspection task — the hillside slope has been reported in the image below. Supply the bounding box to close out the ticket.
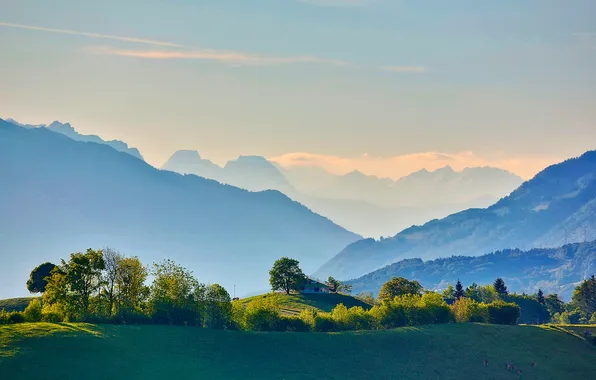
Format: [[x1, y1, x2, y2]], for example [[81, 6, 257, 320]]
[[348, 241, 596, 299], [316, 151, 596, 280], [0, 119, 360, 298], [240, 293, 371, 316], [1, 323, 595, 379]]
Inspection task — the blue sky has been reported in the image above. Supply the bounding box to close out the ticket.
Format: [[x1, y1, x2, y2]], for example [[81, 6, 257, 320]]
[[1, 0, 595, 178]]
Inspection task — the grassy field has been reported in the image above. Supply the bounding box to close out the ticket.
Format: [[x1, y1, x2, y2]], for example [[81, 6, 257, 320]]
[[0, 297, 36, 312], [241, 293, 371, 316], [1, 323, 596, 380]]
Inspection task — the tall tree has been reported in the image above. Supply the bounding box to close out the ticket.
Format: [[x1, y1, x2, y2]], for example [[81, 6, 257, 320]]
[[454, 280, 465, 300], [102, 247, 122, 316], [536, 289, 545, 305], [571, 275, 596, 317], [378, 277, 423, 303], [149, 259, 199, 324], [269, 257, 305, 295], [493, 278, 508, 297], [26, 262, 57, 293], [116, 256, 148, 312], [327, 277, 341, 293], [545, 294, 565, 316], [202, 284, 232, 329], [62, 249, 105, 314]]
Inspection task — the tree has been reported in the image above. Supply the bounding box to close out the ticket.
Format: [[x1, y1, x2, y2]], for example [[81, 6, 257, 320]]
[[493, 278, 508, 297], [327, 277, 341, 293], [464, 283, 481, 302], [102, 247, 122, 316], [571, 275, 596, 317], [202, 284, 232, 329], [545, 294, 565, 316], [116, 256, 148, 312], [454, 280, 465, 300], [149, 259, 199, 325], [442, 284, 455, 299], [477, 285, 499, 303], [27, 262, 57, 293], [327, 276, 353, 294], [378, 277, 423, 303], [269, 257, 305, 295], [62, 249, 105, 314], [355, 292, 376, 305], [536, 289, 545, 305]]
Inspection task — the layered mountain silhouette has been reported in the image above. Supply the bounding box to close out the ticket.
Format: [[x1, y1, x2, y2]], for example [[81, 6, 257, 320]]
[[347, 240, 596, 300], [5, 118, 144, 160], [315, 151, 596, 280], [0, 119, 360, 298], [162, 150, 522, 237]]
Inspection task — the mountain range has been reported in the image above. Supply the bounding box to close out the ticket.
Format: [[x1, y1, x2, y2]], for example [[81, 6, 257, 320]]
[[5, 118, 144, 160], [347, 240, 596, 300], [315, 150, 596, 280], [162, 149, 523, 237], [0, 118, 360, 299]]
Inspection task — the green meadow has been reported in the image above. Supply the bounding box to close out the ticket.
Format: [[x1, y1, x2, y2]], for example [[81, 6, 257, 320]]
[[2, 322, 596, 380]]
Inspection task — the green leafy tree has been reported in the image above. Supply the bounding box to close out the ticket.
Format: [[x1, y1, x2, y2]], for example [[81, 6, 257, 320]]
[[62, 249, 105, 315], [571, 275, 596, 317], [116, 256, 148, 312], [464, 283, 481, 302], [477, 285, 499, 303], [269, 257, 305, 295], [545, 294, 565, 316], [454, 280, 465, 300], [149, 259, 199, 325], [536, 289, 545, 305], [23, 299, 43, 322], [202, 284, 232, 329], [378, 277, 423, 303], [442, 284, 455, 299], [493, 278, 508, 297], [327, 277, 341, 293], [26, 262, 57, 293]]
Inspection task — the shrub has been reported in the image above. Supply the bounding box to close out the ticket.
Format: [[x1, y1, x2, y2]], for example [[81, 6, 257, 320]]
[[273, 316, 310, 332], [369, 303, 407, 329], [23, 299, 43, 322], [41, 312, 63, 323], [331, 304, 375, 331], [298, 308, 317, 331], [486, 300, 520, 325], [313, 313, 337, 332], [244, 297, 281, 331], [451, 298, 488, 323], [0, 311, 26, 324]]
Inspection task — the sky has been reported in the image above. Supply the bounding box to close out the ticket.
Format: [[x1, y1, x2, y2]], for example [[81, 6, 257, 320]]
[[1, 0, 595, 179]]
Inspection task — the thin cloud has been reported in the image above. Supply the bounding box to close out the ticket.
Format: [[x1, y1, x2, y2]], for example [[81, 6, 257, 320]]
[[381, 65, 427, 73], [298, 0, 377, 7], [269, 151, 562, 180], [88, 46, 350, 67], [0, 22, 182, 47]]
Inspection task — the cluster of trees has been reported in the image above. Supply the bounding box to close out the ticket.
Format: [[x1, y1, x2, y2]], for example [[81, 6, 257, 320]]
[[3, 252, 596, 331], [268, 257, 352, 294], [440, 277, 596, 325]]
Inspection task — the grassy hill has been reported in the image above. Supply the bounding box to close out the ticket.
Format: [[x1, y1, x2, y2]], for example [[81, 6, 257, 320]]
[[1, 323, 596, 379], [0, 297, 36, 312], [241, 293, 372, 316]]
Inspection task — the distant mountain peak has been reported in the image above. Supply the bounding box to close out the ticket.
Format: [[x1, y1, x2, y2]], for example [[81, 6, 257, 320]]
[[47, 121, 75, 134]]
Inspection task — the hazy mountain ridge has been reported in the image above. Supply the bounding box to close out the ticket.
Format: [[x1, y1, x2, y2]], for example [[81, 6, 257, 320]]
[[347, 240, 596, 300], [315, 151, 596, 280], [0, 119, 360, 298], [162, 150, 521, 237], [6, 118, 144, 160]]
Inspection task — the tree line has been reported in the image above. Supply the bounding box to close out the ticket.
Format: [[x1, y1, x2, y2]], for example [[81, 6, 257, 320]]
[[1, 251, 596, 331]]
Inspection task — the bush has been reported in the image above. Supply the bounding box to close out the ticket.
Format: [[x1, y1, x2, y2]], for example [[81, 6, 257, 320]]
[[41, 312, 63, 323], [486, 300, 520, 325], [298, 308, 317, 331], [369, 303, 407, 329], [331, 304, 375, 331], [273, 316, 310, 332], [23, 299, 43, 322], [244, 297, 281, 331], [451, 298, 488, 323], [313, 313, 337, 332], [0, 311, 26, 324]]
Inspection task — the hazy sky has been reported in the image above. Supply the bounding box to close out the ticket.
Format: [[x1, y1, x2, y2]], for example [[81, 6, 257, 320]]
[[1, 0, 595, 179]]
